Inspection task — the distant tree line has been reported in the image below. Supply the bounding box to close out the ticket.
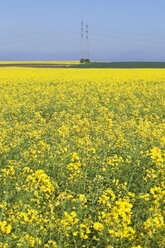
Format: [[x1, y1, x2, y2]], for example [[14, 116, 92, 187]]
[[80, 58, 91, 63]]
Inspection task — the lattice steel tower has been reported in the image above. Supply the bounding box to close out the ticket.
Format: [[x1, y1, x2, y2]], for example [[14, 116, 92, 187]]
[[85, 24, 89, 59], [80, 21, 85, 60], [80, 21, 90, 61]]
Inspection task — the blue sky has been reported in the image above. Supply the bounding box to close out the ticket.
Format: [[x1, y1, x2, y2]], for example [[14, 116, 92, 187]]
[[0, 0, 165, 61]]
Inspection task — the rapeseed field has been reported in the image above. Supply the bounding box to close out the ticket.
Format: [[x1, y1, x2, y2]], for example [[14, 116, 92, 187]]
[[0, 68, 164, 247], [0, 61, 79, 65]]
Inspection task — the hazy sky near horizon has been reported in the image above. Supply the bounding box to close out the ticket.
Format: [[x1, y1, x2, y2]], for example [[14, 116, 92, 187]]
[[0, 0, 165, 61]]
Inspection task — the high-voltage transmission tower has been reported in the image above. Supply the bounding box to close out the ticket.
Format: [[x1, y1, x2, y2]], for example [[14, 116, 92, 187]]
[[80, 21, 89, 62], [85, 24, 89, 59], [80, 21, 85, 61]]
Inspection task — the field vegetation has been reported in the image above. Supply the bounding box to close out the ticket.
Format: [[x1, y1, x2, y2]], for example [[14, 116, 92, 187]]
[[0, 68, 164, 247], [70, 62, 165, 68]]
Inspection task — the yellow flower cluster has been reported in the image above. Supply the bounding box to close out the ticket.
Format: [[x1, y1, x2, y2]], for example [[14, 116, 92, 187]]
[[0, 68, 164, 247], [0, 221, 12, 235]]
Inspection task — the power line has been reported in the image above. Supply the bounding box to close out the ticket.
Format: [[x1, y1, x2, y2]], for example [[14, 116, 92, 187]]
[[90, 25, 165, 40], [0, 26, 79, 40], [90, 32, 165, 46], [1, 23, 165, 60], [90, 37, 165, 51], [0, 32, 79, 46], [0, 38, 80, 51]]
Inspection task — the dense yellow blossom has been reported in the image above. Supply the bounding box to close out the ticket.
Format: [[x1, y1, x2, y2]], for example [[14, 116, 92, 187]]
[[0, 68, 164, 247]]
